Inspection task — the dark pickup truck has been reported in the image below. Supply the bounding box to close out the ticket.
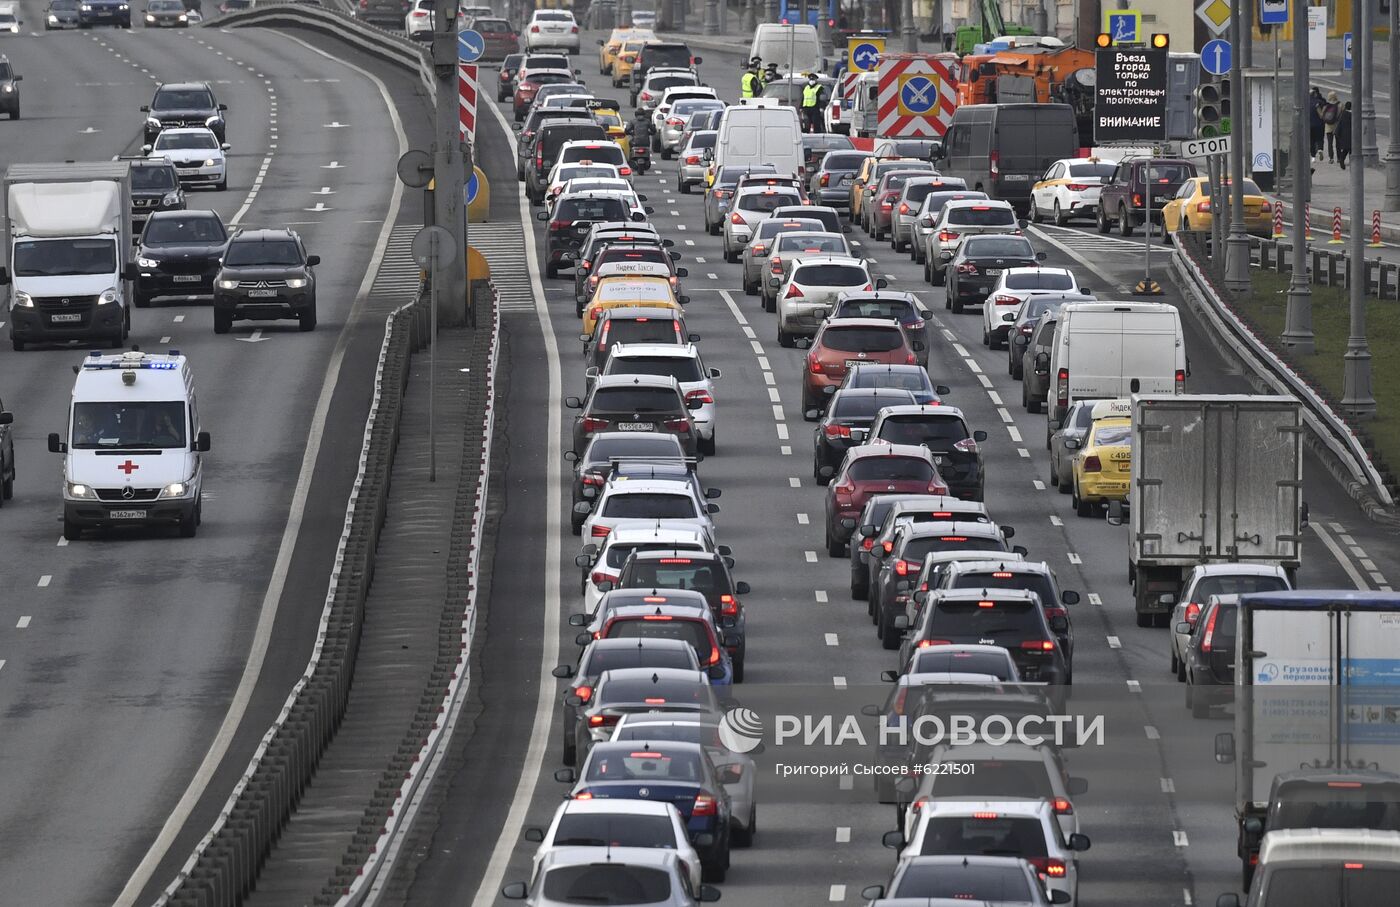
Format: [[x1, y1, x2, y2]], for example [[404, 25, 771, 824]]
[[1095, 157, 1197, 237]]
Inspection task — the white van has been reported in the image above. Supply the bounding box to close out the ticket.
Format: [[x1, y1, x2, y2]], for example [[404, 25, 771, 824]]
[[712, 99, 804, 180], [1044, 301, 1186, 435], [748, 23, 820, 76], [845, 70, 880, 138], [49, 349, 210, 540]]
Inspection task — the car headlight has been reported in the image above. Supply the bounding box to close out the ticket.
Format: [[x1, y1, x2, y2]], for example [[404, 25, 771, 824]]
[[11, 291, 33, 308], [138, 256, 158, 268], [1, 86, 10, 93], [80, 3, 92, 9], [98, 288, 118, 305], [204, 115, 222, 128], [285, 277, 309, 288], [145, 13, 154, 19], [158, 482, 188, 499], [47, 13, 58, 20], [204, 159, 217, 167], [162, 191, 182, 205], [146, 117, 161, 129], [119, 3, 129, 8], [178, 13, 186, 19], [67, 482, 96, 499], [216, 278, 239, 290]]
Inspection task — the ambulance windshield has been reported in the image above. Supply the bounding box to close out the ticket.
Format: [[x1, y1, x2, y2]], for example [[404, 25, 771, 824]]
[[72, 401, 186, 449]]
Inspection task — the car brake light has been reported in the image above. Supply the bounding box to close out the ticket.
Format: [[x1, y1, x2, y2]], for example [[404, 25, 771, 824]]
[[588, 714, 618, 727], [644, 697, 666, 704], [882, 540, 894, 554], [1184, 602, 1202, 623], [529, 24, 539, 31], [686, 155, 700, 165], [880, 201, 893, 210], [938, 230, 959, 242], [807, 355, 822, 374], [906, 352, 917, 365], [993, 294, 1019, 305], [972, 811, 999, 820], [1053, 797, 1074, 814], [893, 559, 912, 577], [824, 424, 852, 438], [1196, 200, 1212, 213], [1175, 368, 1186, 394], [770, 257, 783, 274], [667, 117, 683, 126], [591, 525, 610, 538], [571, 24, 578, 32], [640, 91, 653, 101], [707, 644, 722, 665], [685, 389, 713, 405], [953, 437, 978, 453], [1133, 192, 1143, 207], [785, 283, 804, 298], [720, 594, 739, 616], [1261, 200, 1272, 212], [574, 684, 593, 703], [989, 150, 999, 177], [832, 482, 854, 500], [1201, 606, 1220, 653], [692, 792, 719, 816], [549, 220, 570, 232], [582, 417, 609, 432], [1328, 781, 1365, 788], [956, 263, 978, 274], [1082, 455, 1102, 472], [730, 212, 744, 224], [911, 796, 929, 811], [619, 166, 632, 176], [1028, 857, 1067, 878], [1056, 368, 1069, 409], [1345, 862, 1365, 870], [1021, 639, 1056, 652], [1066, 183, 1091, 191], [898, 203, 910, 214], [574, 792, 593, 800], [664, 418, 691, 432], [752, 243, 766, 255], [820, 173, 830, 187]]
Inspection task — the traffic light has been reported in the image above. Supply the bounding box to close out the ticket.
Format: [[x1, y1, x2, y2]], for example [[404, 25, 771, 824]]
[[1095, 32, 1112, 48], [1218, 77, 1232, 135], [1150, 33, 1169, 49], [1194, 79, 1232, 137]]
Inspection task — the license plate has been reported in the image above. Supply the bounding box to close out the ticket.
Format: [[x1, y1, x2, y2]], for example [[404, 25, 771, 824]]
[[173, 274, 201, 283], [49, 313, 82, 323], [985, 268, 1003, 276], [618, 422, 654, 431], [844, 359, 866, 369], [1111, 451, 1131, 461], [247, 289, 279, 298], [109, 509, 147, 519], [1003, 174, 1028, 181]]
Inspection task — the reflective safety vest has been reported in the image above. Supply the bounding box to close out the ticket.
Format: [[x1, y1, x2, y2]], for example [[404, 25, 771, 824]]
[[741, 72, 761, 98], [802, 83, 822, 108]]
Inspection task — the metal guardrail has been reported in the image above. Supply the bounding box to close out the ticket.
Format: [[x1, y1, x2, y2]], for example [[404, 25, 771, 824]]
[[1170, 238, 1396, 513]]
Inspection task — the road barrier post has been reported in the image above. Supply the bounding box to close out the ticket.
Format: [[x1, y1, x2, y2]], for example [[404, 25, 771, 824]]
[[1369, 210, 1384, 248], [1328, 207, 1344, 244], [1272, 204, 1284, 239]]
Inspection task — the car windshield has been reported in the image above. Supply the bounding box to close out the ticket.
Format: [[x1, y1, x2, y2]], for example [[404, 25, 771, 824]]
[[848, 457, 934, 482], [947, 206, 1015, 226], [924, 192, 986, 215], [155, 132, 219, 151], [584, 435, 681, 467], [535, 9, 570, 19], [832, 392, 915, 420], [963, 238, 1034, 258], [624, 558, 724, 593], [821, 327, 904, 353], [777, 234, 847, 255], [1138, 162, 1194, 183], [718, 164, 776, 186], [1006, 272, 1074, 290], [1271, 783, 1400, 831], [551, 813, 677, 849], [559, 197, 630, 222], [528, 72, 575, 86], [72, 401, 186, 449], [606, 319, 680, 347], [584, 644, 696, 676], [585, 747, 705, 781], [918, 816, 1049, 858], [475, 17, 509, 30], [1258, 867, 1400, 907], [603, 493, 697, 520], [1091, 424, 1131, 446], [52, 0, 78, 7], [557, 166, 619, 183], [13, 238, 116, 277], [224, 239, 302, 266], [837, 299, 916, 320], [647, 75, 696, 92], [598, 675, 711, 706], [822, 152, 869, 172], [144, 217, 225, 245], [876, 415, 970, 447], [1066, 161, 1116, 179], [794, 264, 868, 287], [539, 864, 674, 905], [643, 46, 693, 67], [671, 100, 717, 116], [610, 356, 703, 383], [1195, 575, 1289, 599], [931, 598, 1041, 637], [150, 1, 183, 10], [903, 182, 946, 205], [153, 89, 214, 110], [910, 649, 1015, 679], [606, 618, 711, 657], [952, 572, 1056, 609], [739, 191, 802, 213], [132, 166, 178, 190], [1020, 297, 1067, 322], [591, 387, 679, 413], [892, 862, 1032, 900]]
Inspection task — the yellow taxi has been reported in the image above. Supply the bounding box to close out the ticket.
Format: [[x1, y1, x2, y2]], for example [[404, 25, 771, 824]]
[[612, 38, 652, 87], [1162, 176, 1274, 238], [1069, 399, 1132, 517], [581, 275, 683, 336], [589, 103, 631, 159], [599, 27, 651, 76]]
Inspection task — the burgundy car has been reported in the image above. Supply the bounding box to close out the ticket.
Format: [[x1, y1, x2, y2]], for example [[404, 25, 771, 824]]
[[469, 17, 519, 62], [821, 443, 948, 557], [513, 69, 577, 121]]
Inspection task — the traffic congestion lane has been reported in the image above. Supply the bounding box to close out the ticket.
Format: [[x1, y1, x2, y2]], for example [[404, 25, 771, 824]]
[[0, 26, 405, 906]]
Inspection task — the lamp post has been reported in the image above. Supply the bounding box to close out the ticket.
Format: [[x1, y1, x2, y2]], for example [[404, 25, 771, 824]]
[[1281, 0, 1313, 354], [1385, 0, 1400, 211], [1342, 0, 1376, 417], [1222, 0, 1250, 292]]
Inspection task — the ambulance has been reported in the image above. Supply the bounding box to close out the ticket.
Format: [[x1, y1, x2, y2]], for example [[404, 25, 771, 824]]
[[48, 349, 210, 540]]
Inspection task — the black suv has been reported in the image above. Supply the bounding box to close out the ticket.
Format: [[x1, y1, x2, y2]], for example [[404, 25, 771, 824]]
[[135, 210, 228, 306], [525, 118, 609, 205], [628, 43, 698, 103], [540, 193, 635, 277], [0, 57, 21, 120], [142, 82, 227, 145], [125, 157, 185, 228], [867, 404, 988, 501], [566, 374, 697, 456], [213, 229, 319, 333], [612, 549, 749, 680]]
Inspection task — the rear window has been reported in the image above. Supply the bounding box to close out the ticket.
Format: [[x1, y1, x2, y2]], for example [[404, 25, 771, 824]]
[[930, 597, 1042, 637], [606, 319, 681, 345], [876, 161, 933, 179], [904, 535, 1008, 560], [777, 233, 846, 254], [624, 559, 724, 595], [584, 747, 705, 781], [615, 722, 724, 747], [881, 172, 921, 192], [561, 144, 625, 165], [597, 675, 710, 706], [1090, 424, 1131, 446], [1067, 162, 1115, 179], [903, 183, 943, 205], [823, 152, 870, 172], [909, 649, 1015, 679], [646, 75, 695, 92], [642, 45, 693, 67], [605, 618, 712, 656], [1204, 604, 1238, 641], [821, 326, 904, 352], [739, 191, 803, 213], [604, 541, 700, 570], [584, 435, 681, 466], [1194, 575, 1289, 599], [933, 759, 1054, 797], [962, 237, 1035, 258], [686, 131, 717, 149], [836, 299, 917, 320], [848, 457, 934, 482], [1137, 161, 1194, 183], [529, 72, 576, 85], [883, 140, 940, 158], [832, 392, 915, 420], [609, 355, 703, 383], [793, 264, 868, 287], [1271, 782, 1400, 832], [558, 197, 629, 222], [591, 387, 681, 413], [951, 572, 1055, 610], [474, 18, 511, 30], [924, 192, 986, 215], [1260, 867, 1400, 907], [947, 206, 1016, 226], [1005, 271, 1073, 290], [891, 863, 1033, 901], [535, 10, 572, 19], [717, 164, 776, 185], [917, 816, 1049, 858], [551, 813, 677, 848], [601, 248, 669, 267], [876, 415, 970, 448], [541, 864, 673, 905], [584, 643, 696, 676], [602, 493, 697, 520]]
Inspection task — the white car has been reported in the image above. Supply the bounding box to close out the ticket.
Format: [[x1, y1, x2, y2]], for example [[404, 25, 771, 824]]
[[649, 86, 719, 137], [403, 0, 434, 40], [579, 525, 717, 614], [145, 127, 228, 191], [759, 230, 854, 311], [522, 799, 705, 893], [0, 8, 19, 33], [890, 799, 1090, 907], [981, 267, 1080, 350], [635, 68, 699, 113], [775, 257, 874, 347], [1168, 563, 1292, 680], [554, 138, 632, 178], [629, 8, 656, 27], [596, 343, 720, 454], [580, 478, 719, 543], [721, 185, 804, 262], [923, 198, 1019, 280], [545, 162, 624, 204], [1029, 156, 1119, 225], [740, 216, 825, 297], [525, 9, 579, 53], [656, 98, 723, 156]]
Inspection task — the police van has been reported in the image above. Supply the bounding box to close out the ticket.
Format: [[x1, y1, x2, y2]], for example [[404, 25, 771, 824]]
[[48, 349, 210, 540]]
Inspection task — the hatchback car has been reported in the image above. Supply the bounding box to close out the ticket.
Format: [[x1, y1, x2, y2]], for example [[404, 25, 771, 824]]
[[924, 199, 1020, 283], [403, 0, 434, 39], [900, 588, 1066, 686], [584, 307, 694, 369], [849, 158, 933, 227], [1007, 294, 1091, 380], [827, 291, 932, 366], [821, 443, 947, 560], [1021, 313, 1060, 413], [867, 404, 987, 501], [541, 193, 638, 276], [1046, 398, 1093, 490], [703, 164, 778, 234], [836, 363, 945, 407], [759, 231, 854, 312], [722, 186, 805, 262], [658, 98, 723, 156], [591, 602, 735, 688], [468, 16, 518, 61], [981, 267, 1081, 349], [776, 258, 879, 348], [860, 854, 1067, 906], [135, 210, 228, 305], [145, 127, 229, 191], [582, 276, 684, 337], [595, 344, 720, 454], [212, 229, 319, 333], [946, 235, 1044, 313], [809, 149, 871, 215], [1169, 565, 1289, 681], [567, 374, 697, 455], [812, 387, 920, 483], [1180, 594, 1240, 718], [847, 494, 987, 599], [913, 190, 988, 266], [611, 551, 750, 677], [800, 317, 917, 410], [862, 168, 939, 240], [1067, 413, 1131, 517], [578, 252, 684, 315], [520, 797, 703, 892], [513, 70, 580, 121], [938, 559, 1080, 676], [502, 849, 720, 906], [564, 430, 687, 533], [496, 52, 525, 101], [635, 69, 701, 112]]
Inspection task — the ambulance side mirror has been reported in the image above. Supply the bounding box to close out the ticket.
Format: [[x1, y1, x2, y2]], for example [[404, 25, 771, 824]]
[[194, 430, 211, 452], [48, 432, 67, 454]]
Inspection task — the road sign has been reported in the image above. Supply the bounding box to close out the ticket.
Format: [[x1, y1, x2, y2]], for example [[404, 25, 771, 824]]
[[1259, 0, 1288, 26], [897, 74, 938, 116], [396, 149, 432, 188], [1196, 0, 1231, 36], [1343, 32, 1353, 71], [412, 225, 456, 270], [1201, 39, 1231, 75], [458, 62, 478, 138], [1103, 9, 1141, 44], [848, 39, 883, 72], [466, 171, 479, 203], [1094, 48, 1168, 143], [1182, 134, 1232, 158], [1307, 6, 1327, 60], [457, 29, 484, 63]]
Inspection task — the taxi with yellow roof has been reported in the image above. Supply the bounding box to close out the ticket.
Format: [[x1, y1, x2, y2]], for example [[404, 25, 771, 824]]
[[588, 100, 632, 159], [598, 27, 652, 76], [1028, 157, 1118, 226], [581, 274, 685, 336], [611, 37, 653, 87], [1067, 398, 1132, 517], [1161, 176, 1275, 238]]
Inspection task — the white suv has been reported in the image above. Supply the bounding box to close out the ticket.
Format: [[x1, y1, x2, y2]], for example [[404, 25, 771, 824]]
[[404, 0, 434, 40], [525, 9, 580, 53]]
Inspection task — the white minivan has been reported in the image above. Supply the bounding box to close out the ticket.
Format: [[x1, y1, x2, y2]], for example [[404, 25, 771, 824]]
[[1044, 301, 1186, 438], [748, 23, 820, 76], [712, 99, 804, 181]]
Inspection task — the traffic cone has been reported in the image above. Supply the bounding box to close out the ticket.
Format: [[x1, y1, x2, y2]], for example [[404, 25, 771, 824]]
[[1327, 207, 1344, 244]]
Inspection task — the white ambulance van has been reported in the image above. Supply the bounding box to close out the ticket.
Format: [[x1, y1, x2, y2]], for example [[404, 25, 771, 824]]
[[49, 349, 209, 540]]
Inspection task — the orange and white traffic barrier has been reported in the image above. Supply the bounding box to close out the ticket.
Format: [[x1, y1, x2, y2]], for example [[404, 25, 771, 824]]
[[1272, 204, 1285, 239], [1304, 203, 1313, 241], [1328, 206, 1345, 244], [1369, 209, 1384, 248]]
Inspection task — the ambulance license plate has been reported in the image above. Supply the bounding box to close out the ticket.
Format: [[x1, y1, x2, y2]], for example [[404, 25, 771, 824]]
[[50, 313, 82, 323], [110, 509, 147, 520]]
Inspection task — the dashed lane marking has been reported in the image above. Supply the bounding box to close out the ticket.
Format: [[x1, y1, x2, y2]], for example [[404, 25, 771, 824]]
[[781, 445, 792, 455], [1050, 515, 1063, 526], [789, 477, 801, 487], [1161, 778, 1175, 793], [1127, 680, 1141, 693], [829, 884, 846, 901], [1033, 480, 1045, 490], [37, 575, 50, 588], [805, 551, 819, 563], [833, 676, 847, 689], [824, 633, 839, 646], [1107, 635, 1121, 648], [797, 513, 809, 525], [16, 616, 30, 629], [815, 590, 828, 603], [1067, 552, 1082, 564], [1173, 830, 1189, 847], [835, 827, 851, 842], [1088, 593, 1103, 606], [1145, 725, 1161, 740]]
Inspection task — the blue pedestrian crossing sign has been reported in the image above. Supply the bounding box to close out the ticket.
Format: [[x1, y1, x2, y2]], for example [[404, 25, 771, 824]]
[[848, 40, 883, 72], [1103, 9, 1141, 44], [1201, 39, 1231, 75], [1343, 32, 1353, 71], [897, 74, 938, 116], [458, 29, 485, 63]]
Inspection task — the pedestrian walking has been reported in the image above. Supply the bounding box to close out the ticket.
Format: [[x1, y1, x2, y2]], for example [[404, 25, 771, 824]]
[[1336, 101, 1353, 170], [1308, 86, 1325, 160], [1321, 91, 1341, 162]]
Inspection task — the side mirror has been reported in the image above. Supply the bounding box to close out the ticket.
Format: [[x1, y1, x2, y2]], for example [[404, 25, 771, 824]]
[[501, 882, 528, 900], [553, 768, 576, 784], [140, 105, 151, 112], [859, 704, 882, 717], [48, 432, 67, 454], [1012, 545, 1028, 555], [1067, 776, 1089, 795], [677, 267, 690, 278], [875, 277, 889, 289], [860, 886, 885, 902], [142, 144, 153, 153], [1159, 593, 1176, 606], [563, 450, 579, 463], [1243, 817, 1263, 834], [840, 518, 856, 531], [584, 366, 600, 380], [1216, 897, 1241, 907], [704, 487, 722, 499], [881, 830, 905, 849], [306, 254, 321, 267], [696, 885, 721, 903], [1063, 438, 1081, 450], [716, 544, 732, 556], [892, 615, 909, 631], [1000, 526, 1015, 539], [575, 631, 593, 646], [537, 211, 549, 221], [718, 764, 743, 784], [920, 309, 933, 318], [573, 553, 592, 568], [688, 333, 701, 342], [1062, 590, 1080, 605], [564, 693, 583, 707], [220, 143, 231, 152], [769, 278, 781, 288], [597, 39, 605, 45], [218, 103, 228, 112], [708, 367, 721, 379], [1080, 286, 1091, 294], [11, 75, 19, 82], [551, 663, 575, 678], [564, 396, 583, 409], [1018, 218, 1029, 228], [707, 663, 727, 680], [523, 826, 546, 843], [880, 669, 899, 682], [195, 430, 212, 452], [693, 832, 716, 847], [1035, 251, 1048, 261], [572, 502, 592, 515], [1214, 732, 1236, 765], [567, 613, 588, 627], [859, 524, 877, 537], [671, 251, 683, 262], [817, 465, 835, 480], [1069, 833, 1091, 852], [722, 632, 741, 648], [678, 295, 691, 305], [0, 411, 10, 426], [1050, 893, 1072, 906], [735, 580, 751, 595], [596, 580, 615, 592], [662, 239, 675, 247], [1176, 621, 1194, 635], [705, 502, 720, 514], [973, 430, 988, 442], [934, 384, 951, 395]]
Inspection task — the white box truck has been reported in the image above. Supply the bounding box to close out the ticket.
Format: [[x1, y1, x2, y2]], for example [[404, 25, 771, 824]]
[[1, 161, 135, 351], [1120, 395, 1305, 626]]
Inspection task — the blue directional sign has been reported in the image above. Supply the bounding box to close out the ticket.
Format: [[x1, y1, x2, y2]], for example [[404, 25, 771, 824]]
[[1201, 39, 1232, 75], [1106, 11, 1139, 43], [1259, 0, 1288, 27], [898, 75, 937, 115], [850, 42, 881, 72], [1343, 32, 1353, 71], [457, 29, 484, 63], [466, 171, 480, 203]]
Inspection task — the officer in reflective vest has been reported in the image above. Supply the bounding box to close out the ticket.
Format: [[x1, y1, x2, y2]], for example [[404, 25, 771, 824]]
[[801, 73, 825, 133], [741, 62, 763, 100]]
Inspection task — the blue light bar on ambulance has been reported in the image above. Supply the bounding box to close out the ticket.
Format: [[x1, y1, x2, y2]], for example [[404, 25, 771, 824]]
[[81, 355, 180, 371]]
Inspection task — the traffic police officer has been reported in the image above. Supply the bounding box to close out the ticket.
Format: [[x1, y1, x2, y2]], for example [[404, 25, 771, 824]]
[[801, 72, 825, 133], [741, 61, 763, 100]]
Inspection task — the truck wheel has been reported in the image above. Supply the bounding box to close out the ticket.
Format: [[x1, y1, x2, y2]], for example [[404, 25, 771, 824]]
[[108, 331, 124, 349], [9, 104, 17, 120], [133, 290, 150, 308], [178, 508, 197, 538]]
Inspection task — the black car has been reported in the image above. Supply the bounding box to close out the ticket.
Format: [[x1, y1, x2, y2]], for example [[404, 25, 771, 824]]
[[496, 52, 524, 101], [516, 107, 596, 181], [612, 549, 749, 680], [847, 494, 936, 600], [540, 193, 636, 277], [45, 0, 82, 28], [1007, 293, 1092, 380], [142, 82, 227, 145], [812, 387, 918, 483], [628, 42, 698, 102], [809, 150, 871, 216], [0, 57, 21, 120], [586, 307, 697, 371], [838, 363, 947, 407], [135, 210, 228, 305], [143, 0, 190, 26], [125, 157, 185, 228], [945, 235, 1044, 314], [525, 119, 609, 205], [1021, 313, 1058, 414], [565, 430, 687, 533], [566, 374, 698, 456], [904, 588, 1068, 685], [829, 291, 933, 367], [866, 404, 987, 501], [213, 229, 319, 333], [1181, 594, 1238, 718], [802, 133, 855, 172], [79, 0, 131, 27], [938, 559, 1080, 678]]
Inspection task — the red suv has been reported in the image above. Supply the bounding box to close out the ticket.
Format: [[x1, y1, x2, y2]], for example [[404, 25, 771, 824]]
[[513, 69, 576, 121], [802, 318, 918, 415], [820, 443, 948, 557]]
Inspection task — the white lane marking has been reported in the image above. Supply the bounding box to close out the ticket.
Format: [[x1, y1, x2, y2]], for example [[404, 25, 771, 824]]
[[1049, 515, 1063, 526], [997, 407, 1013, 423], [988, 391, 1002, 405], [1310, 522, 1371, 590], [835, 826, 851, 842], [706, 272, 718, 280], [173, 315, 185, 323], [56, 537, 68, 547], [832, 676, 847, 689], [1067, 552, 1082, 564], [694, 255, 704, 261], [976, 374, 993, 389], [1007, 424, 1022, 443], [1161, 777, 1176, 793], [763, 371, 775, 385], [776, 424, 789, 440], [767, 387, 781, 403], [790, 477, 801, 487], [323, 161, 344, 169], [1127, 679, 1141, 693], [304, 202, 332, 213], [1340, 534, 1357, 546], [780, 445, 792, 455], [1106, 635, 1121, 648], [749, 340, 763, 354], [952, 343, 968, 356], [742, 326, 756, 340], [824, 632, 839, 646], [16, 616, 30, 629], [805, 551, 819, 563], [757, 356, 770, 370], [1033, 479, 1045, 490], [797, 513, 810, 525], [312, 186, 335, 196], [1330, 521, 1346, 532], [1174, 830, 1190, 847], [1184, 888, 1193, 906], [1088, 593, 1103, 606], [1145, 725, 1161, 740], [771, 404, 785, 421], [0, 660, 5, 673], [324, 120, 350, 128], [115, 35, 410, 907], [159, 336, 171, 344], [838, 774, 853, 791], [829, 884, 846, 902], [1361, 558, 1377, 571], [36, 575, 50, 588], [676, 224, 687, 230], [815, 590, 828, 603]]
